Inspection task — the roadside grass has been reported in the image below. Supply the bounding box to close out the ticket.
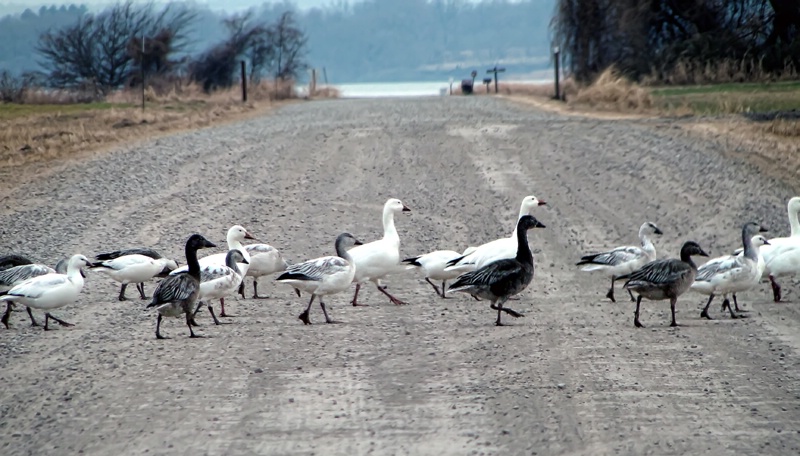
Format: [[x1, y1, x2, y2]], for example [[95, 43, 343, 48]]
[[649, 81, 800, 115]]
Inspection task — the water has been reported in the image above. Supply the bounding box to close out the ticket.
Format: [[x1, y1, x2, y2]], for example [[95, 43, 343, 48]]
[[334, 80, 552, 98]]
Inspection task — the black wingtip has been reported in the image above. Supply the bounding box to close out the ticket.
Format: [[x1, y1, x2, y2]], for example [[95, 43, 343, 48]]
[[446, 255, 466, 267], [402, 257, 422, 267]]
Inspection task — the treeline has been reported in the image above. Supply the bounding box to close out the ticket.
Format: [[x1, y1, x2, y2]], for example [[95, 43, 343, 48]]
[[552, 0, 800, 83], [0, 0, 556, 85]]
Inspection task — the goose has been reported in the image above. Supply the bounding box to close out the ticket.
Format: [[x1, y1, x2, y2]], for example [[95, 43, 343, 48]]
[[447, 215, 546, 326], [348, 198, 412, 306], [0, 254, 33, 271], [445, 195, 547, 274], [277, 233, 362, 324], [147, 234, 216, 339], [402, 246, 474, 298], [170, 225, 257, 297], [95, 248, 176, 299], [0, 262, 56, 328], [577, 222, 663, 302], [244, 242, 290, 298], [91, 255, 179, 301], [0, 254, 92, 331], [195, 250, 248, 323], [758, 197, 800, 301], [622, 241, 709, 328], [692, 226, 769, 320]]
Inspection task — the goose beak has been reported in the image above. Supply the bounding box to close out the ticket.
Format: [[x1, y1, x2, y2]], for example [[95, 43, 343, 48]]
[[763, 240, 771, 245], [244, 231, 259, 241], [759, 226, 769, 233], [354, 240, 364, 246], [699, 249, 709, 257], [654, 227, 664, 235], [402, 205, 411, 212], [537, 200, 547, 206], [205, 241, 217, 248], [242, 258, 250, 265]]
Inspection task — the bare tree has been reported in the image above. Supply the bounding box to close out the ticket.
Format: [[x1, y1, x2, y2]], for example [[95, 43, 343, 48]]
[[268, 11, 308, 81]]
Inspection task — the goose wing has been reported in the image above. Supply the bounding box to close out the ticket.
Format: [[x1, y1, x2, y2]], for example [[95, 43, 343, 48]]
[[278, 256, 348, 282], [148, 274, 198, 307], [0, 264, 55, 288], [96, 248, 162, 261], [94, 254, 154, 271], [696, 255, 738, 281], [7, 274, 68, 299], [578, 246, 642, 267], [0, 254, 34, 271], [624, 258, 691, 287], [450, 259, 521, 290], [201, 264, 234, 282]]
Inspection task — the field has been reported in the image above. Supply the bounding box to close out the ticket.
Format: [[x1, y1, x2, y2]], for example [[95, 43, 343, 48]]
[[1, 96, 800, 455]]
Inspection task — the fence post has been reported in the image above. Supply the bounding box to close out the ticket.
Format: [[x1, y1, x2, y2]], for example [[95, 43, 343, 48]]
[[141, 34, 145, 111], [553, 46, 561, 101], [241, 60, 247, 102]]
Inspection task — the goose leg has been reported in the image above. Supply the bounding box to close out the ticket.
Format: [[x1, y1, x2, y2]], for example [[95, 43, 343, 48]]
[[732, 294, 749, 313], [634, 295, 644, 328], [1, 302, 12, 329], [627, 288, 636, 302], [377, 284, 407, 305], [299, 295, 315, 325], [669, 298, 678, 327], [253, 278, 267, 299], [490, 303, 524, 318], [155, 314, 168, 339], [424, 278, 443, 298], [441, 281, 451, 299], [238, 282, 246, 299], [45, 313, 73, 330], [207, 304, 222, 325], [350, 283, 368, 307], [319, 299, 334, 324], [770, 275, 782, 302], [26, 307, 39, 327], [187, 312, 204, 338], [118, 284, 128, 301], [700, 294, 715, 320], [137, 282, 147, 300], [722, 297, 746, 319], [605, 277, 616, 302], [219, 297, 234, 317], [493, 298, 507, 326]]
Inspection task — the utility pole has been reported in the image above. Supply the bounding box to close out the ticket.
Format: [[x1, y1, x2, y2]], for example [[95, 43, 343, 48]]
[[141, 34, 145, 111], [553, 46, 561, 101], [486, 66, 505, 94]]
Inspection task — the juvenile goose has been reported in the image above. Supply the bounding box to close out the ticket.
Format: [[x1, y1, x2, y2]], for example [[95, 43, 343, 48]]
[[171, 226, 257, 292], [147, 234, 216, 339], [403, 247, 473, 298], [0, 262, 56, 328], [0, 254, 92, 331], [445, 195, 547, 273], [95, 248, 176, 299], [244, 242, 290, 298], [693, 227, 769, 320], [348, 198, 411, 306], [91, 254, 179, 301], [277, 233, 362, 324], [0, 254, 33, 271], [577, 222, 663, 302], [447, 215, 546, 326], [622, 241, 709, 328], [196, 250, 248, 323]]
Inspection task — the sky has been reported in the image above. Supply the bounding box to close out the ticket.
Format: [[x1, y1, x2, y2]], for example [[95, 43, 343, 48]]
[[0, 0, 346, 14]]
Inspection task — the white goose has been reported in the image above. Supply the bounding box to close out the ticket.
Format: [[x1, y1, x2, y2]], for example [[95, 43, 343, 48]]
[[244, 242, 290, 298], [444, 195, 547, 274], [692, 222, 769, 319], [277, 233, 362, 324], [0, 262, 56, 328], [0, 254, 92, 331], [402, 246, 474, 298], [576, 222, 663, 302], [348, 198, 411, 306], [759, 197, 800, 301], [171, 225, 257, 286], [91, 255, 178, 301], [194, 250, 248, 322]]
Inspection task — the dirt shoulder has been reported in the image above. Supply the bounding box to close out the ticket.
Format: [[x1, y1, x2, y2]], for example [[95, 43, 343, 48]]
[[0, 97, 799, 455]]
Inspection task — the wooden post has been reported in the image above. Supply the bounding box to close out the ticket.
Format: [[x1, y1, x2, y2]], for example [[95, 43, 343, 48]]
[[553, 46, 561, 100], [310, 68, 317, 96], [486, 66, 505, 94], [322, 67, 328, 85], [141, 34, 145, 112], [241, 60, 247, 102]]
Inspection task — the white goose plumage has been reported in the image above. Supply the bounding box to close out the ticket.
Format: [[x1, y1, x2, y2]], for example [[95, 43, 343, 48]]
[[171, 225, 257, 282], [244, 242, 290, 298], [402, 246, 474, 298], [0, 254, 92, 331], [91, 254, 178, 301], [692, 222, 769, 319], [576, 222, 663, 302], [348, 198, 412, 306], [195, 249, 248, 323], [277, 233, 362, 324], [444, 195, 547, 274], [758, 197, 800, 301]]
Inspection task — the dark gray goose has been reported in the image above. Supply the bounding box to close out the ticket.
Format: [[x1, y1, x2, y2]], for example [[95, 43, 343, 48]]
[[146, 235, 216, 339], [95, 248, 177, 300], [622, 241, 709, 328], [0, 254, 33, 271], [447, 215, 546, 326]]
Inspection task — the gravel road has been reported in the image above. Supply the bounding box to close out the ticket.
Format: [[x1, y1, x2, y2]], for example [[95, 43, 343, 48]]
[[1, 97, 799, 455]]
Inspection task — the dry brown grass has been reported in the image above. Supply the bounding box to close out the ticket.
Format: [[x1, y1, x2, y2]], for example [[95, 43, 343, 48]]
[[451, 80, 577, 98], [309, 85, 341, 99], [642, 59, 799, 86], [0, 80, 295, 168], [763, 118, 800, 137], [571, 67, 653, 112]]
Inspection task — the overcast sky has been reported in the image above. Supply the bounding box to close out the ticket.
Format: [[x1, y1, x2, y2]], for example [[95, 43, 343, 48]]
[[0, 0, 349, 14]]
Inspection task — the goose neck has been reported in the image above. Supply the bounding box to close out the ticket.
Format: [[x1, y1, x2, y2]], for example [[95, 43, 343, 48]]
[[226, 253, 241, 274], [186, 245, 201, 278], [67, 263, 84, 285], [741, 228, 757, 261], [514, 226, 533, 265], [789, 203, 800, 237], [335, 239, 353, 262], [382, 208, 399, 242]]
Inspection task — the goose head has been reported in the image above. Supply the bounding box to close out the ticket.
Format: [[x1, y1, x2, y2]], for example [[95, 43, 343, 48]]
[[385, 198, 411, 214], [788, 197, 800, 215], [187, 234, 217, 251], [518, 215, 546, 231], [751, 235, 770, 249], [67, 254, 93, 272], [225, 250, 249, 269], [227, 225, 259, 244], [335, 232, 363, 249], [742, 221, 768, 237], [641, 222, 663, 236], [520, 195, 547, 216], [680, 241, 709, 259]]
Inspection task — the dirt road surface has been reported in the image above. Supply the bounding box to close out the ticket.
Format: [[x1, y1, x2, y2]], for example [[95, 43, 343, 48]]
[[1, 97, 799, 455]]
